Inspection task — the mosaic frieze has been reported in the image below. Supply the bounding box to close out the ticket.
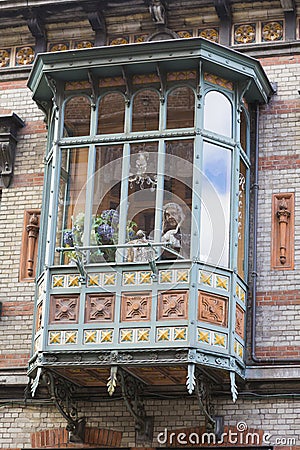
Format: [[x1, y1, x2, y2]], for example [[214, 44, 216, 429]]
[[110, 37, 129, 46], [177, 30, 193, 39], [49, 330, 78, 345], [84, 329, 113, 344], [198, 28, 219, 43], [262, 21, 283, 42], [85, 294, 115, 322], [75, 40, 94, 49], [167, 71, 197, 81], [49, 295, 79, 324], [235, 304, 245, 339], [198, 291, 228, 327], [199, 270, 229, 291], [198, 328, 227, 348], [16, 46, 35, 65], [156, 326, 188, 342], [121, 292, 151, 321], [234, 24, 256, 44], [157, 290, 188, 320], [158, 269, 189, 284]]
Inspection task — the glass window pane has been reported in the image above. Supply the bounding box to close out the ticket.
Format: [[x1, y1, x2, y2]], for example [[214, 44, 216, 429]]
[[203, 90, 232, 137], [64, 96, 91, 137], [240, 108, 247, 152], [126, 142, 158, 262], [167, 86, 195, 129], [92, 145, 123, 262], [58, 147, 89, 265], [132, 90, 159, 132], [200, 142, 231, 267], [162, 140, 194, 259], [98, 93, 125, 135], [237, 160, 247, 279]]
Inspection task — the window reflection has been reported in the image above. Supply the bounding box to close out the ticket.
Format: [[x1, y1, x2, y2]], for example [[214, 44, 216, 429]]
[[240, 108, 248, 152], [163, 140, 193, 259], [64, 96, 91, 137], [237, 160, 247, 279], [200, 142, 231, 267], [98, 92, 125, 135], [132, 90, 159, 132], [204, 90, 232, 137], [57, 147, 89, 265], [167, 86, 195, 129]]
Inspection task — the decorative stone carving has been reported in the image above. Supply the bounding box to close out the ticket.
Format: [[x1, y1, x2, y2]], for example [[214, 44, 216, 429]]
[[20, 209, 41, 281], [85, 294, 115, 322], [234, 24, 256, 44], [15, 46, 35, 65], [157, 290, 188, 320], [199, 28, 219, 43], [149, 0, 166, 25], [262, 21, 283, 41], [0, 49, 10, 67], [235, 304, 245, 339], [272, 193, 294, 270], [121, 292, 151, 321], [0, 113, 24, 188], [198, 291, 228, 327], [49, 295, 79, 323]]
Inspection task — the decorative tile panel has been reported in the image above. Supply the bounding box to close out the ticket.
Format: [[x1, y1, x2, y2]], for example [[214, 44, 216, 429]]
[[123, 272, 137, 285], [110, 37, 129, 45], [84, 329, 114, 344], [234, 23, 256, 44], [132, 73, 160, 84], [197, 328, 227, 349], [52, 275, 65, 288], [67, 275, 80, 287], [157, 290, 188, 320], [234, 340, 244, 359], [121, 292, 151, 321], [49, 295, 79, 324], [177, 30, 193, 38], [262, 21, 283, 42], [156, 326, 188, 342], [48, 330, 78, 345], [103, 273, 117, 286], [176, 270, 189, 283], [49, 43, 69, 52], [198, 28, 219, 43], [75, 40, 94, 49], [134, 34, 148, 43], [235, 304, 245, 339], [199, 270, 230, 291], [198, 291, 228, 327], [85, 294, 115, 322], [88, 274, 100, 286], [119, 328, 150, 343], [138, 271, 152, 284], [167, 71, 197, 81], [159, 270, 173, 283], [204, 72, 233, 91], [0, 49, 10, 67], [16, 46, 35, 65], [236, 284, 246, 303], [36, 302, 43, 332]]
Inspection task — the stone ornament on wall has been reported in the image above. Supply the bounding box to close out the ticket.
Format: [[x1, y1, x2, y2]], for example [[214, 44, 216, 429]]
[[121, 292, 151, 321], [19, 209, 41, 282], [234, 24, 256, 44], [49, 295, 80, 324], [271, 193, 294, 270], [15, 46, 35, 65], [157, 290, 188, 320], [49, 43, 69, 52], [262, 21, 283, 42], [198, 291, 228, 327], [85, 294, 115, 322], [198, 28, 219, 43], [0, 49, 10, 67]]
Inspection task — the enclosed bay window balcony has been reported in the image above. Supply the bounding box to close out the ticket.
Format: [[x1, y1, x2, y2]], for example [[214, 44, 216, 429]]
[[27, 38, 272, 440]]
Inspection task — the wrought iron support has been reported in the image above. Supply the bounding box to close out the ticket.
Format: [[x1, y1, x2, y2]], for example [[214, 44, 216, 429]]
[[43, 370, 86, 443], [194, 368, 216, 429], [119, 368, 153, 443]]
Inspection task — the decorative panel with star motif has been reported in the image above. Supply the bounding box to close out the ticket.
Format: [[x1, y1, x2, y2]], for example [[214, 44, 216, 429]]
[[157, 290, 188, 320], [198, 291, 228, 327], [121, 292, 151, 322], [49, 295, 79, 324], [85, 294, 115, 322]]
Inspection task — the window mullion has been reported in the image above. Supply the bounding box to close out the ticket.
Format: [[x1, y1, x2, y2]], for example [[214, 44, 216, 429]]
[[154, 139, 165, 244], [83, 144, 96, 261]]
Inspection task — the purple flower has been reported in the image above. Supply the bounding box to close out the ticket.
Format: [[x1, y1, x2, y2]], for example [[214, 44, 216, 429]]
[[63, 230, 74, 247], [97, 224, 115, 242], [101, 209, 119, 225]]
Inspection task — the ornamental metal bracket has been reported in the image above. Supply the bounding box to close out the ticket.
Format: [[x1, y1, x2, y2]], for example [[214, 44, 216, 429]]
[[43, 370, 86, 443], [119, 368, 154, 443], [0, 113, 25, 188], [194, 368, 216, 429]]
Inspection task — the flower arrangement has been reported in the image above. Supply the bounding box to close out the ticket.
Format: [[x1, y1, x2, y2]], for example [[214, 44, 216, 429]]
[[63, 209, 137, 263]]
